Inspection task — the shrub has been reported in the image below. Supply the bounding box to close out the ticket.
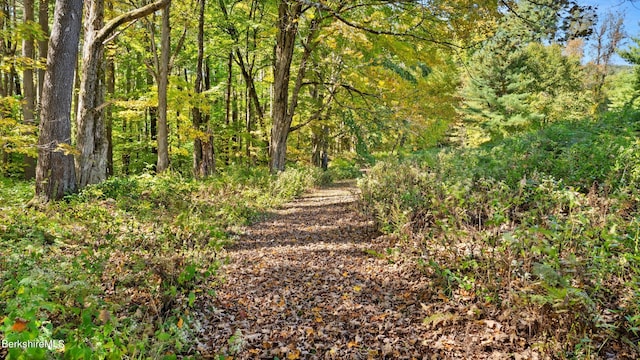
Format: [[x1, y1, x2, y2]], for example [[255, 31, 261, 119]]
[[359, 109, 640, 357], [0, 165, 318, 359]]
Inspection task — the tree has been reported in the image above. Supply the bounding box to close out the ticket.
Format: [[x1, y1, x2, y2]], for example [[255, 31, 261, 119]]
[[37, 0, 48, 102], [587, 12, 625, 112], [35, 0, 82, 201], [266, 0, 504, 172], [22, 0, 36, 179], [156, 0, 171, 172], [458, 0, 593, 143], [269, 1, 307, 172], [192, 0, 215, 177], [619, 35, 640, 105], [75, 0, 170, 188]]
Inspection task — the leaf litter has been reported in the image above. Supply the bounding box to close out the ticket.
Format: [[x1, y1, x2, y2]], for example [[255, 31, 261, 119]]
[[193, 182, 549, 359]]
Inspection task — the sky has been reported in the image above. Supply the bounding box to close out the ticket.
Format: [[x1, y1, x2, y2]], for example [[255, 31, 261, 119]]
[[579, 0, 640, 64]]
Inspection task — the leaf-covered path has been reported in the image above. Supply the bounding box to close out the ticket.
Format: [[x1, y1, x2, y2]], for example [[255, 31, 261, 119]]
[[195, 181, 439, 359]]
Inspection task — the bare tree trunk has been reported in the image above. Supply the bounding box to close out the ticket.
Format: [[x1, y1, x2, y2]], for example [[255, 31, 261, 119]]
[[22, 0, 36, 179], [156, 0, 170, 173], [35, 0, 81, 201]]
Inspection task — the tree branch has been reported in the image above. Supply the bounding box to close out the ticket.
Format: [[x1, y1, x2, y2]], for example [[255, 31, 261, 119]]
[[305, 1, 463, 48], [96, 0, 170, 45]]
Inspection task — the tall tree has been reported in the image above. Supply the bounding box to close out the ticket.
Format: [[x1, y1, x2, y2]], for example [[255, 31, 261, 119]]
[[270, 1, 320, 172], [75, 0, 170, 188], [156, 0, 171, 172], [619, 35, 640, 105], [266, 0, 502, 172], [588, 12, 625, 112], [192, 0, 215, 177], [37, 0, 48, 101], [458, 0, 593, 143], [22, 0, 37, 179], [35, 0, 82, 201]]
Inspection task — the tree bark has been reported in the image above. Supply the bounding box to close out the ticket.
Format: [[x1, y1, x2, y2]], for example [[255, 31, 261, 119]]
[[155, 1, 171, 173], [75, 0, 170, 187], [22, 0, 36, 179], [106, 51, 115, 177], [192, 0, 215, 177], [269, 1, 301, 172], [269, 2, 319, 172], [37, 0, 48, 102], [35, 0, 81, 201], [75, 0, 106, 188], [156, 1, 171, 173], [224, 51, 233, 165]]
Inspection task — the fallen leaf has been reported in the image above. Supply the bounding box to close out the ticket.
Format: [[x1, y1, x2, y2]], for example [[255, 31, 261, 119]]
[[11, 318, 28, 332], [98, 310, 111, 324], [287, 349, 301, 359]]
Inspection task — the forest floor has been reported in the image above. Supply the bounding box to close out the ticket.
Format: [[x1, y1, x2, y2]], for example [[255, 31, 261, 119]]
[[193, 181, 542, 359]]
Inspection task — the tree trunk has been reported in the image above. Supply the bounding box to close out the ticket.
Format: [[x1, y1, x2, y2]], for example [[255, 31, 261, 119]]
[[269, 1, 301, 172], [192, 0, 214, 177], [75, 0, 170, 186], [224, 51, 233, 165], [269, 2, 318, 172], [156, 0, 170, 173], [245, 81, 253, 164], [35, 0, 81, 201], [106, 51, 115, 177], [76, 0, 107, 188], [22, 0, 36, 179], [202, 57, 215, 173], [37, 0, 48, 102]]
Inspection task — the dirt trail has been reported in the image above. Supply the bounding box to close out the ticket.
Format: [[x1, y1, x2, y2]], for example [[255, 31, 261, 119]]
[[194, 181, 434, 359]]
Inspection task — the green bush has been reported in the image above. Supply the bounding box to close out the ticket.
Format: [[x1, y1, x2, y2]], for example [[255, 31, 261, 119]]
[[359, 109, 640, 357], [0, 165, 318, 359], [327, 158, 362, 180], [270, 166, 320, 200]]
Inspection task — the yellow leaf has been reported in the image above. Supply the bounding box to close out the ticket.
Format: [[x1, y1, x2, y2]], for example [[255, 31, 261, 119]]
[[287, 349, 301, 360], [353, 285, 362, 292], [55, 143, 80, 156], [177, 317, 183, 328], [347, 340, 359, 348]]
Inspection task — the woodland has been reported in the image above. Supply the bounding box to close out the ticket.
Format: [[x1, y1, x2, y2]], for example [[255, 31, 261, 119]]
[[2, 0, 640, 358]]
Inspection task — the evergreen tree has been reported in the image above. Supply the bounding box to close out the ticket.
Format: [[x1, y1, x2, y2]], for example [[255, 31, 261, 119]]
[[458, 0, 592, 144]]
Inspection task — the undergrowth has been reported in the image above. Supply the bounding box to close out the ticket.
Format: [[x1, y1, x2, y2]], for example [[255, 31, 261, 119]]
[[0, 166, 320, 359], [359, 110, 640, 358]]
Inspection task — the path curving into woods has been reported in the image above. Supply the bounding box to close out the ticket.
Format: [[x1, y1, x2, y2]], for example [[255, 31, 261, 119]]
[[192, 181, 535, 359]]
